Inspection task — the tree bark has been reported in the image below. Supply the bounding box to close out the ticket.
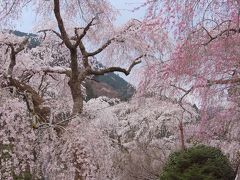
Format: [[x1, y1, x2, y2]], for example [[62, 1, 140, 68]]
[[7, 47, 16, 76], [179, 120, 185, 150], [68, 78, 83, 115], [69, 48, 84, 114]]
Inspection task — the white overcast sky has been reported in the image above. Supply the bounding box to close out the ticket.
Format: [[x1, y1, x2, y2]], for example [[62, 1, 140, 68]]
[[16, 0, 146, 33]]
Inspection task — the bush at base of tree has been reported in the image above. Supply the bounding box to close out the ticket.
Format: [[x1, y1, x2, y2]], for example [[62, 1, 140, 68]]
[[160, 145, 235, 180]]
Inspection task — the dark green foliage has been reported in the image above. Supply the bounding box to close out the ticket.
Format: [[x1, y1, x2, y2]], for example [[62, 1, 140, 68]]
[[11, 30, 40, 48], [160, 145, 235, 180]]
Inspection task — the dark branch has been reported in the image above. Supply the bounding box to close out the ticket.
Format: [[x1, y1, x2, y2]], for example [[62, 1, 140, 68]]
[[170, 84, 190, 93], [1, 39, 28, 76], [78, 41, 89, 68], [89, 55, 144, 76], [202, 28, 240, 46], [74, 17, 96, 48], [206, 78, 240, 86], [40, 67, 71, 77], [53, 0, 73, 49], [179, 87, 192, 103], [88, 38, 124, 57], [38, 29, 63, 40], [170, 84, 192, 104], [202, 26, 213, 39], [169, 84, 194, 117]]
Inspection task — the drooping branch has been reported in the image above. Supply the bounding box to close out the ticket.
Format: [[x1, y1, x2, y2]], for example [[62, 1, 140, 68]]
[[190, 78, 240, 89], [202, 26, 213, 39], [86, 21, 141, 57], [88, 55, 144, 76], [171, 84, 193, 150], [202, 27, 240, 46]]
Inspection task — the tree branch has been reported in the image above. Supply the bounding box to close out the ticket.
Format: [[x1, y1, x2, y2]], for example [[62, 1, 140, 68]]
[[78, 41, 90, 69], [53, 0, 73, 49], [87, 38, 124, 57], [202, 26, 213, 39], [206, 78, 240, 86], [179, 87, 192, 103], [74, 16, 96, 48], [86, 21, 140, 57], [1, 38, 28, 77], [40, 66, 71, 77], [202, 28, 240, 46], [7, 77, 50, 124], [38, 29, 63, 40], [170, 84, 190, 93], [88, 55, 144, 76]]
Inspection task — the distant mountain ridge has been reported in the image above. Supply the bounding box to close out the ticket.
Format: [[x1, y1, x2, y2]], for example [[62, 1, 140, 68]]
[[12, 30, 135, 101], [10, 30, 40, 48]]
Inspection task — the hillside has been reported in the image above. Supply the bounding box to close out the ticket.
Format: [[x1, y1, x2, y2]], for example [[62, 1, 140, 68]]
[[1, 89, 239, 179]]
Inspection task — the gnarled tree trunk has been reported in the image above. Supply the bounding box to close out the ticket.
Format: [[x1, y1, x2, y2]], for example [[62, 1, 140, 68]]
[[69, 48, 84, 115], [68, 78, 83, 115]]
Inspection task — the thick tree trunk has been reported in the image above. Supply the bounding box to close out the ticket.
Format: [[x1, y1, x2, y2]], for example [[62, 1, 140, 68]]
[[68, 78, 83, 115], [179, 120, 185, 150], [7, 49, 16, 76], [68, 48, 84, 115]]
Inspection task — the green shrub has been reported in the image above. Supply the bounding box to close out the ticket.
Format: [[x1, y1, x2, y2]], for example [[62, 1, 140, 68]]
[[160, 145, 234, 180]]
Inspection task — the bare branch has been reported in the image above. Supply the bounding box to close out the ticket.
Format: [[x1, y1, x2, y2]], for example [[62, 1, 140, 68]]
[[7, 77, 50, 123], [170, 84, 190, 93], [179, 87, 192, 103], [53, 0, 73, 49], [89, 55, 144, 76], [206, 78, 240, 86], [74, 16, 96, 48], [202, 26, 213, 39], [78, 40, 88, 56], [88, 38, 124, 57], [38, 29, 63, 40], [39, 66, 71, 77], [170, 84, 194, 118], [1, 38, 28, 77], [202, 27, 240, 46], [7, 45, 16, 76]]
